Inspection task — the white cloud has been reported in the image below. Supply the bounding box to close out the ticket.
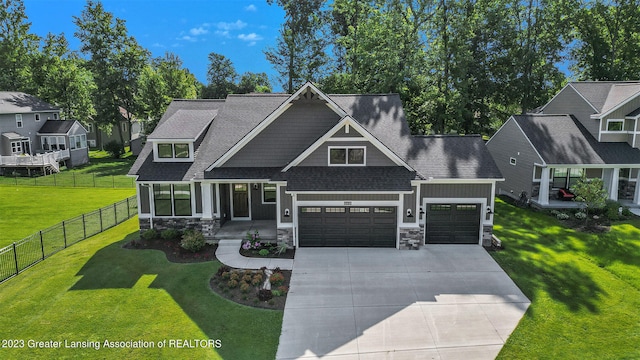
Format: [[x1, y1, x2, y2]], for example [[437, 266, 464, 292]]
[[244, 4, 257, 12], [152, 42, 166, 48], [215, 30, 230, 38], [217, 20, 247, 31], [190, 27, 209, 36], [238, 33, 263, 46], [178, 35, 197, 42]]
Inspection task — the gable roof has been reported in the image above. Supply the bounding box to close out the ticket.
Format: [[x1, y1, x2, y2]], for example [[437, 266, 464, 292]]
[[566, 81, 640, 117], [0, 92, 59, 113], [513, 114, 640, 165], [37, 120, 77, 134]]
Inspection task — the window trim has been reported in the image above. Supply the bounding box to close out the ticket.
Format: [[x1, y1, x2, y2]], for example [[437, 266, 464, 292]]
[[605, 119, 625, 132], [153, 142, 194, 162], [262, 183, 277, 204], [509, 157, 517, 166], [53, 113, 59, 120], [328, 146, 366, 166], [152, 183, 193, 217], [35, 113, 40, 122], [15, 114, 23, 128], [10, 141, 22, 155]]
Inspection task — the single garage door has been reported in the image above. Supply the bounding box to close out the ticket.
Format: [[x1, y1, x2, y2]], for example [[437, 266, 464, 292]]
[[298, 206, 397, 247], [426, 203, 481, 244]]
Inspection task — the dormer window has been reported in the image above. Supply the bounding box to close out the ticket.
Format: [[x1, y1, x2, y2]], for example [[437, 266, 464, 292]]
[[606, 119, 624, 132], [329, 146, 365, 166], [155, 142, 193, 161]]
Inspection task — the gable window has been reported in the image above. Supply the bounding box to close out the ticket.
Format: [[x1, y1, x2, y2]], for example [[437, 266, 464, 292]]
[[153, 184, 192, 216], [158, 144, 173, 158], [35, 113, 40, 122], [16, 114, 23, 128], [174, 143, 189, 158], [606, 119, 624, 132], [329, 146, 366, 166], [262, 184, 276, 203], [69, 134, 87, 150]]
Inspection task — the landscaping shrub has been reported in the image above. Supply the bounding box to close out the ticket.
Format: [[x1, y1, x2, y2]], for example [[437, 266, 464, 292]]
[[604, 200, 621, 221], [104, 141, 124, 159], [242, 274, 253, 283], [269, 272, 285, 287], [240, 283, 250, 293], [257, 289, 273, 301], [575, 212, 587, 220], [230, 272, 240, 281], [271, 289, 282, 297], [180, 230, 205, 252], [277, 285, 288, 294], [622, 207, 634, 217], [141, 228, 158, 241], [221, 271, 231, 280], [556, 212, 570, 220], [227, 279, 239, 288], [258, 249, 269, 256], [251, 274, 263, 286], [275, 242, 288, 255], [161, 228, 182, 241], [216, 265, 231, 277]]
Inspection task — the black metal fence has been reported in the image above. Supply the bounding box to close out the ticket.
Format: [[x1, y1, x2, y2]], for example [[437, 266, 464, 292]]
[[0, 196, 137, 283], [0, 173, 135, 188]]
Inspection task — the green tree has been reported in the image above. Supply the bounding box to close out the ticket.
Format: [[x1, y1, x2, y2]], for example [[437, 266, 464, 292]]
[[74, 0, 149, 153], [237, 72, 272, 93], [572, 0, 640, 80], [0, 0, 39, 91], [571, 177, 608, 226], [265, 0, 328, 93], [203, 52, 237, 98]]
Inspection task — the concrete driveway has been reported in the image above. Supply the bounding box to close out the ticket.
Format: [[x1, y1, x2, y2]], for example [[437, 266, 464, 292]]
[[276, 246, 530, 360]]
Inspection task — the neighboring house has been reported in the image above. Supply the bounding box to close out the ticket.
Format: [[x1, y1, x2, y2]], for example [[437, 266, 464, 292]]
[[0, 92, 89, 174], [487, 81, 640, 207], [129, 83, 503, 248], [85, 107, 144, 149]]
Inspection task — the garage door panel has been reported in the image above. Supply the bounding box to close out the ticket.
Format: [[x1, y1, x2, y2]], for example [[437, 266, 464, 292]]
[[299, 206, 396, 247], [426, 203, 480, 244]]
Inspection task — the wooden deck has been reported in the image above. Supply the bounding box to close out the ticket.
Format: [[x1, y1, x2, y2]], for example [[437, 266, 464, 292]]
[[0, 150, 69, 174]]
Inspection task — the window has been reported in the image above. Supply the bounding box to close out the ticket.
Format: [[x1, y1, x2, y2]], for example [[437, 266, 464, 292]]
[[606, 119, 624, 132], [301, 207, 321, 213], [553, 168, 583, 188], [156, 143, 191, 160], [430, 204, 451, 211], [325, 207, 346, 213], [456, 204, 477, 211], [329, 146, 366, 166], [10, 141, 22, 154], [153, 184, 192, 216], [69, 134, 88, 150], [53, 113, 58, 120], [262, 184, 276, 203], [510, 157, 517, 166], [349, 207, 369, 213], [158, 144, 173, 158], [87, 123, 94, 133], [41, 136, 66, 151], [15, 114, 23, 128], [35, 113, 40, 122], [620, 168, 631, 179], [121, 122, 128, 133], [174, 143, 189, 158], [374, 207, 395, 213]]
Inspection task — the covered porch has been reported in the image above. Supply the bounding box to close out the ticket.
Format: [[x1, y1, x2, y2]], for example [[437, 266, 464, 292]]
[[213, 220, 277, 241], [532, 165, 640, 208]]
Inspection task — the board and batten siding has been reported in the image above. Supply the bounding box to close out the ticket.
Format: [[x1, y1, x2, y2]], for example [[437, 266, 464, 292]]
[[542, 86, 599, 138], [279, 186, 292, 223], [250, 184, 276, 220], [298, 140, 397, 167], [297, 193, 399, 201], [222, 100, 340, 167], [331, 124, 364, 137], [420, 183, 492, 202], [487, 118, 543, 199], [403, 186, 417, 223]]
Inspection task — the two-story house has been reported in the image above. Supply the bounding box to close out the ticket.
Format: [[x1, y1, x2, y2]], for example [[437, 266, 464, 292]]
[[0, 92, 89, 174], [487, 81, 640, 207], [129, 83, 503, 248]]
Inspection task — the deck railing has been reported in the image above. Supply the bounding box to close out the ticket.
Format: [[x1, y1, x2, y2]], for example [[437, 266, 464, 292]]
[[0, 150, 70, 167]]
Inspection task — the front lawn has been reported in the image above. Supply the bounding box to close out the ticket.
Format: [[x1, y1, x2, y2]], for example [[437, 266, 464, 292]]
[[492, 198, 640, 359], [0, 218, 282, 359], [0, 186, 136, 248]]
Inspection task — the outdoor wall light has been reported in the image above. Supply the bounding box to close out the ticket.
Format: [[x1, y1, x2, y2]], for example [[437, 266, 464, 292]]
[[419, 206, 425, 215], [406, 209, 413, 218], [487, 206, 493, 214], [284, 208, 290, 217], [253, 183, 259, 190]]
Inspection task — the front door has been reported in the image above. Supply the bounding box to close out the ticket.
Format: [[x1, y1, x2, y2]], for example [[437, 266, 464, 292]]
[[232, 183, 250, 219]]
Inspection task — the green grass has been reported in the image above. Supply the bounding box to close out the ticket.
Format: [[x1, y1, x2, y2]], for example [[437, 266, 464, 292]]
[[0, 186, 135, 247], [0, 218, 282, 359], [492, 198, 640, 359]]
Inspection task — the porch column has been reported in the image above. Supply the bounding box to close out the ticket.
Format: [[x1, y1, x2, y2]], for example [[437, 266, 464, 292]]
[[634, 170, 640, 205], [538, 167, 550, 205], [202, 183, 213, 219], [603, 168, 619, 201]]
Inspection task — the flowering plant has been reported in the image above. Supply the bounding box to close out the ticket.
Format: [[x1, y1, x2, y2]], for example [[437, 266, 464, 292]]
[[244, 230, 262, 250]]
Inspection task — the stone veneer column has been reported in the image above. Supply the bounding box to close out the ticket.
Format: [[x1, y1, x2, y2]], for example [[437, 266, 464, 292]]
[[399, 227, 422, 250], [482, 225, 493, 247], [277, 228, 294, 248]]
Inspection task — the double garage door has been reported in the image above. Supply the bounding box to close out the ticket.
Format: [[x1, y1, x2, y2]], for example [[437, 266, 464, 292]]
[[426, 203, 481, 244], [298, 206, 397, 247]]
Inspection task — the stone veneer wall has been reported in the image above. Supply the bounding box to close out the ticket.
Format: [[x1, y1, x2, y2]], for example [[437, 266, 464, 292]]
[[138, 217, 220, 240], [399, 226, 423, 250], [277, 227, 294, 248], [482, 225, 493, 247]]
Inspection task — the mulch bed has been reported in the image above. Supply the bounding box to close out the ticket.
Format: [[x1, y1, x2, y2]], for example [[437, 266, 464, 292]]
[[209, 267, 291, 310], [239, 244, 296, 259], [123, 238, 217, 263]]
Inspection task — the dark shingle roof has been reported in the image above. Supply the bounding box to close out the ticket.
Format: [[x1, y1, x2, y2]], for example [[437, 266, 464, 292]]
[[402, 135, 503, 179], [132, 153, 192, 181], [273, 166, 414, 192], [205, 167, 282, 180], [514, 114, 640, 165], [148, 107, 219, 140], [0, 92, 59, 113], [37, 120, 76, 134], [569, 81, 640, 113]]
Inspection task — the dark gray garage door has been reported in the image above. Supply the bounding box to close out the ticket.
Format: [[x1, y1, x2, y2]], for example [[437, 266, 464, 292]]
[[298, 206, 397, 247], [426, 203, 481, 244]]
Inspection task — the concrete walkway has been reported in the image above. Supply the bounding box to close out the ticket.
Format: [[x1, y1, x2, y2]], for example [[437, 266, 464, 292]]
[[276, 246, 530, 360], [215, 240, 293, 270]]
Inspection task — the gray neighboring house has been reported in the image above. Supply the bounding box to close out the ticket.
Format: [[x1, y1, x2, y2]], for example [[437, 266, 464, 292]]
[[0, 92, 89, 174], [487, 81, 640, 207], [129, 83, 503, 248]]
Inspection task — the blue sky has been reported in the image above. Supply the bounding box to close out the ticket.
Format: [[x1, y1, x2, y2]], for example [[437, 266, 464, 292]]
[[24, 0, 286, 89]]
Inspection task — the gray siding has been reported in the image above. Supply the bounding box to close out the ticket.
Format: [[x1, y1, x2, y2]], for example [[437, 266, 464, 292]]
[[298, 141, 397, 167], [250, 183, 276, 220], [403, 186, 417, 223], [0, 112, 55, 155], [194, 182, 202, 214], [542, 86, 599, 138], [139, 184, 150, 214], [332, 125, 364, 137], [420, 183, 492, 202], [297, 193, 399, 201], [603, 96, 640, 128], [487, 118, 542, 198], [223, 100, 341, 167], [67, 122, 89, 167], [279, 186, 292, 223]]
